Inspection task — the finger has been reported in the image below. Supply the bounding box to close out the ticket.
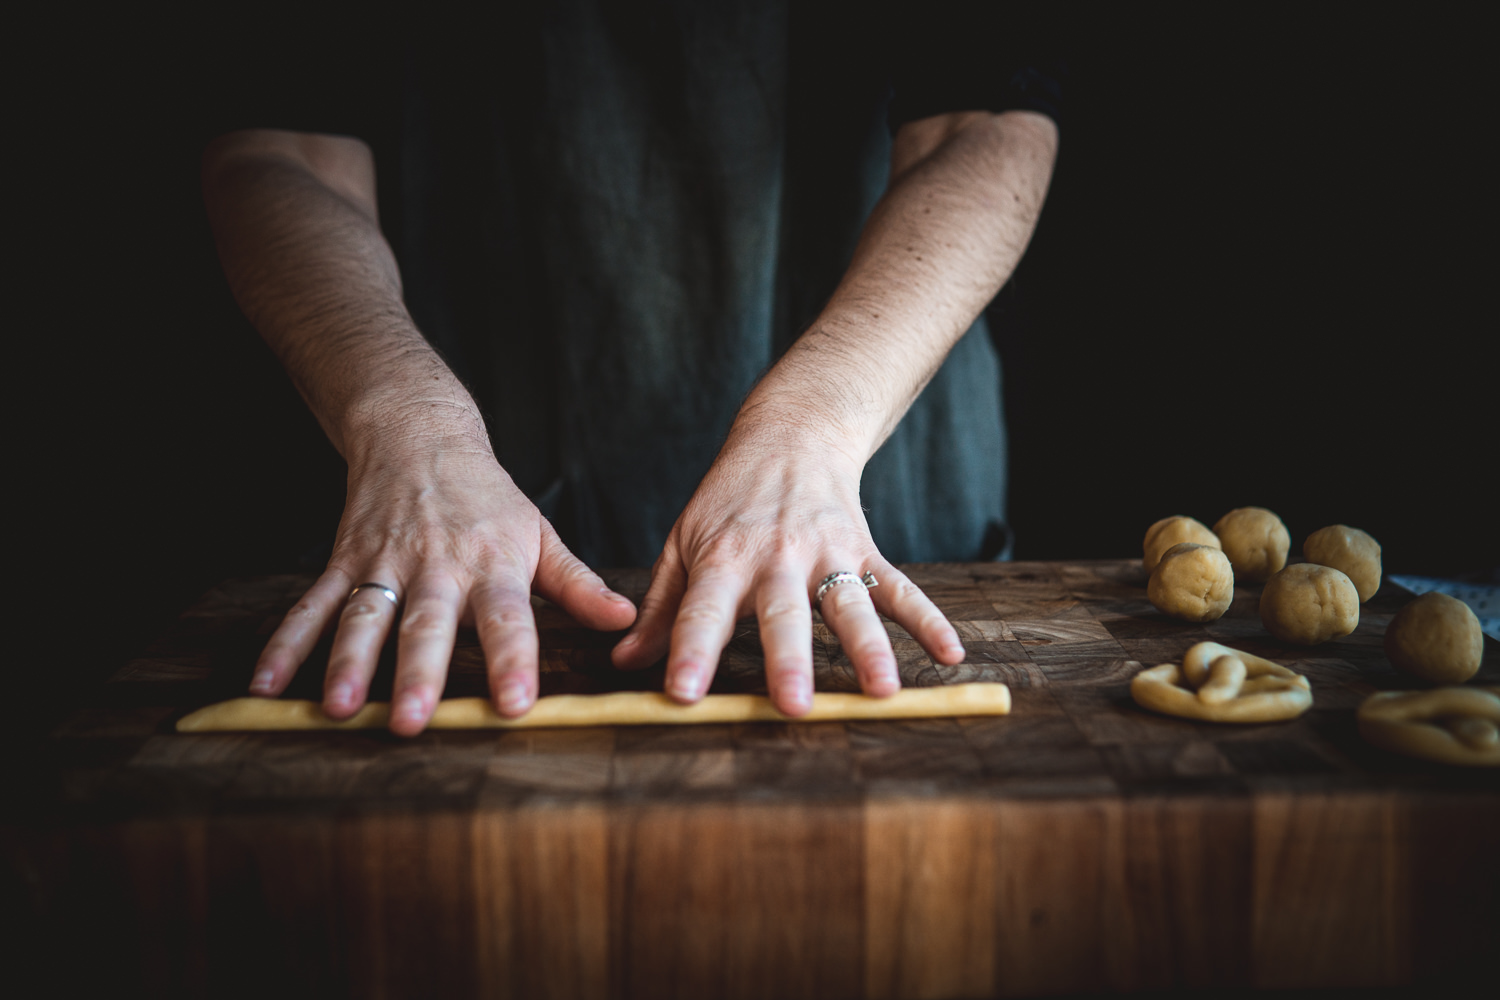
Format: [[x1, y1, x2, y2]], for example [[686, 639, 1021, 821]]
[[612, 543, 688, 670], [818, 571, 900, 698], [866, 561, 965, 665], [389, 573, 464, 736], [533, 520, 637, 631], [664, 567, 744, 703], [756, 568, 815, 716], [320, 572, 403, 717], [472, 577, 541, 717], [252, 568, 352, 696]]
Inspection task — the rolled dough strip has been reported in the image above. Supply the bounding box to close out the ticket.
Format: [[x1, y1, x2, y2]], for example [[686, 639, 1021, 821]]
[[175, 683, 1011, 733]]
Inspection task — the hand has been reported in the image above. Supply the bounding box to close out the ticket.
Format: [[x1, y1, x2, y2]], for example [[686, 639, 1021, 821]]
[[611, 422, 966, 715], [248, 428, 637, 736]]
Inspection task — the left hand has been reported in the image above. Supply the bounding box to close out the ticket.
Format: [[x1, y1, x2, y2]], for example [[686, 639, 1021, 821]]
[[610, 420, 966, 715]]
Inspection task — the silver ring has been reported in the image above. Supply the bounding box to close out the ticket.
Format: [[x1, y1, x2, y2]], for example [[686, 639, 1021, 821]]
[[348, 582, 399, 606], [814, 571, 878, 609]]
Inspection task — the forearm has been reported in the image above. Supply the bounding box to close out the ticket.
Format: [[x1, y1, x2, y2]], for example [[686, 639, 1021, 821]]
[[739, 110, 1058, 465], [202, 130, 489, 461]]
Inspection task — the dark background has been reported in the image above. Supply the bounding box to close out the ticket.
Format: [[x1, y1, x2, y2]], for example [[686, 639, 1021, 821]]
[[15, 6, 1493, 728]]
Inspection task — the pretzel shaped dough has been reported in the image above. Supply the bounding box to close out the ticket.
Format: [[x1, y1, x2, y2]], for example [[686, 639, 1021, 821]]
[[1181, 641, 1303, 688], [1131, 641, 1312, 722], [1356, 687, 1500, 767]]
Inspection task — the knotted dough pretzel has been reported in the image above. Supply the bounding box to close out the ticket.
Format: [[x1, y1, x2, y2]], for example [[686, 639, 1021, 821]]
[[1357, 687, 1500, 767], [1131, 641, 1312, 722]]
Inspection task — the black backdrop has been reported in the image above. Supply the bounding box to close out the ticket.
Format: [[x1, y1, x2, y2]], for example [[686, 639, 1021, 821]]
[[15, 6, 1493, 724]]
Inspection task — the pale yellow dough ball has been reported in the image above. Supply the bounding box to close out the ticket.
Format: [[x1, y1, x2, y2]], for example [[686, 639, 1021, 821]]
[[1384, 592, 1484, 685], [1148, 543, 1235, 622], [1259, 563, 1359, 645], [1213, 507, 1290, 583], [1143, 515, 1221, 573], [1303, 525, 1382, 602]]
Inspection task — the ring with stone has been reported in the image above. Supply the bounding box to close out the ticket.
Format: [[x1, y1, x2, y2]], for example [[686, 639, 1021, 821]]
[[348, 582, 399, 606], [814, 571, 878, 610]]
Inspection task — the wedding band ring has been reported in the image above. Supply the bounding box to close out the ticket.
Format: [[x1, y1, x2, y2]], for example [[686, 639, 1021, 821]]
[[814, 571, 878, 609], [348, 582, 399, 606]]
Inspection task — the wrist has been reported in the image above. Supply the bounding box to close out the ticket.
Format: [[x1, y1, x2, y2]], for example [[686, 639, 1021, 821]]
[[726, 395, 871, 477], [735, 352, 895, 468], [341, 376, 494, 467]]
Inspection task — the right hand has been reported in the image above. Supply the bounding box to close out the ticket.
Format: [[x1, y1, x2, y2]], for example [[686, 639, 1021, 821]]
[[247, 426, 637, 736]]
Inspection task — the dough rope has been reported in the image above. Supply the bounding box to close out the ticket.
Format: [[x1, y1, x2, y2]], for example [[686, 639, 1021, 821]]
[[176, 683, 1012, 732], [1356, 687, 1500, 767], [1131, 641, 1312, 722]]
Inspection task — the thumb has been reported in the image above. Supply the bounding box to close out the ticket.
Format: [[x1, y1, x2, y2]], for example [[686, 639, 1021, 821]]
[[532, 519, 637, 631]]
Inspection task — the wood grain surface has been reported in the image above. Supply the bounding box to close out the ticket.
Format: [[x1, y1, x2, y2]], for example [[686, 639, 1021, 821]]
[[6, 561, 1498, 998]]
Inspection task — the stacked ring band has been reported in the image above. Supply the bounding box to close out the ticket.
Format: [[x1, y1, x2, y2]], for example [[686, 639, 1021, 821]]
[[814, 571, 878, 609], [348, 582, 399, 606]]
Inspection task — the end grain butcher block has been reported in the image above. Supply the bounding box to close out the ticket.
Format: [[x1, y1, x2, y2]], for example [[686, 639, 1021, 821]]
[[8, 561, 1499, 998]]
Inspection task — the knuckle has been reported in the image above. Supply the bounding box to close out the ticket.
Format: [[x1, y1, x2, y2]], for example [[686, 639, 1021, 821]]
[[405, 572, 463, 604], [324, 552, 363, 578], [473, 579, 531, 607], [324, 654, 364, 681], [551, 556, 599, 590], [399, 606, 452, 638], [477, 605, 534, 633], [759, 596, 808, 624], [916, 612, 951, 637], [286, 600, 323, 623], [340, 601, 388, 623], [402, 528, 444, 560], [850, 639, 895, 665], [412, 556, 462, 584], [887, 577, 924, 605], [569, 558, 604, 585], [470, 536, 531, 575], [635, 589, 671, 617], [675, 603, 727, 630], [826, 584, 871, 613], [698, 533, 752, 568], [753, 535, 801, 567]]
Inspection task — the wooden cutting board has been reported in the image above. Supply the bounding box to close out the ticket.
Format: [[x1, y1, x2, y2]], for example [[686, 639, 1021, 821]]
[[7, 561, 1498, 998]]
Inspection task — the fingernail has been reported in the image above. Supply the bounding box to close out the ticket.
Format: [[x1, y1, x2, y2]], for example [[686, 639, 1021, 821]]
[[784, 684, 812, 713], [394, 695, 425, 725], [616, 632, 638, 649], [327, 681, 353, 709], [249, 670, 275, 694], [602, 587, 632, 604], [498, 680, 530, 715], [668, 666, 701, 701]]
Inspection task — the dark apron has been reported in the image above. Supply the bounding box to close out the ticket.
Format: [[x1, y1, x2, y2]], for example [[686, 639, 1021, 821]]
[[395, 0, 1009, 567]]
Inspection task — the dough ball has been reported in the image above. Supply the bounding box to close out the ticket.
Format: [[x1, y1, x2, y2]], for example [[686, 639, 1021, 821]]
[[1148, 543, 1235, 622], [1259, 563, 1359, 645], [1213, 507, 1290, 583], [1384, 592, 1484, 685], [1303, 525, 1382, 602], [1143, 515, 1220, 573]]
